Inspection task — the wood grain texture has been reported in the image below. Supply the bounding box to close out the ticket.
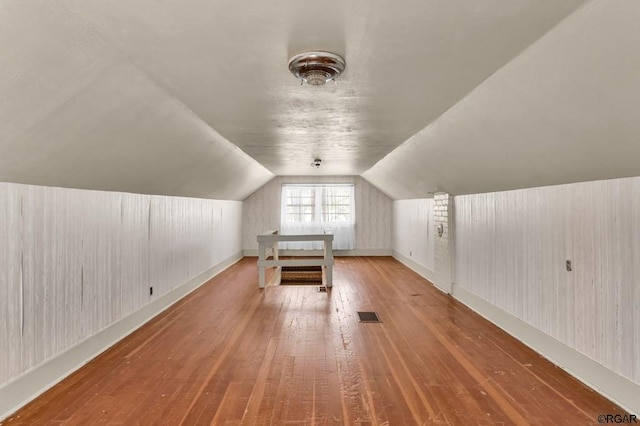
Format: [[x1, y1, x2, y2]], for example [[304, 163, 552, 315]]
[[0, 183, 242, 387], [5, 257, 626, 425], [455, 176, 640, 385]]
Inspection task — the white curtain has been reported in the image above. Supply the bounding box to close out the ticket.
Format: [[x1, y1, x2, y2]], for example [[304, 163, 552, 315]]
[[280, 184, 355, 250]]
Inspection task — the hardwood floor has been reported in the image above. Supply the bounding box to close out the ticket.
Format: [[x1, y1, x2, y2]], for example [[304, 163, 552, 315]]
[[3, 257, 627, 425]]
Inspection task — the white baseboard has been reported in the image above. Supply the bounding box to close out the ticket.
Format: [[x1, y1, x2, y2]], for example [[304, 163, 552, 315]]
[[0, 251, 243, 421], [452, 284, 639, 415], [391, 250, 439, 288], [243, 248, 392, 257], [391, 254, 639, 415]]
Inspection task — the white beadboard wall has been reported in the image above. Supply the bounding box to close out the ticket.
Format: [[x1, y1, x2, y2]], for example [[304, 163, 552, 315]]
[[0, 182, 242, 389], [392, 199, 435, 275], [455, 177, 640, 393], [242, 176, 392, 253]]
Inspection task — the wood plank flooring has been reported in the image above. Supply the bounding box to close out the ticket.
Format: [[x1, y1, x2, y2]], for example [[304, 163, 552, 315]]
[[2, 257, 628, 425]]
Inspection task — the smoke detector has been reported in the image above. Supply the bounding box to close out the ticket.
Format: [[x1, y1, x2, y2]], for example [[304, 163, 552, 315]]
[[288, 51, 346, 86]]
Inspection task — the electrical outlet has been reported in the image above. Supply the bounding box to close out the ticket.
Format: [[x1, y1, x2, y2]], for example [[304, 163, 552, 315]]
[[149, 286, 153, 296], [566, 260, 572, 272]]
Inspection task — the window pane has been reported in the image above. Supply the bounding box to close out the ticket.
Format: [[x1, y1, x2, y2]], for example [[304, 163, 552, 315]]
[[283, 186, 316, 223], [282, 184, 353, 225], [322, 186, 351, 223]]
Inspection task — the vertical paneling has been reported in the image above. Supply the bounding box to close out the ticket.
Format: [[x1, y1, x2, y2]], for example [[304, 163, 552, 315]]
[[80, 190, 121, 337], [455, 177, 640, 385], [633, 178, 640, 385], [222, 201, 242, 257], [355, 178, 392, 249], [242, 176, 392, 251], [0, 184, 23, 384], [120, 193, 150, 317], [21, 186, 84, 372], [0, 183, 242, 389], [392, 199, 435, 271]]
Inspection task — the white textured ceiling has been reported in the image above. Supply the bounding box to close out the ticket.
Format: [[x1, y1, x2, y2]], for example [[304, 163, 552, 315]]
[[0, 0, 273, 200], [364, 0, 640, 198], [2, 0, 637, 200]]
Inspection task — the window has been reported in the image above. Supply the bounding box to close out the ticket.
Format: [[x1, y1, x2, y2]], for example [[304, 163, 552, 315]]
[[322, 185, 352, 223], [280, 184, 355, 250], [283, 187, 315, 223]]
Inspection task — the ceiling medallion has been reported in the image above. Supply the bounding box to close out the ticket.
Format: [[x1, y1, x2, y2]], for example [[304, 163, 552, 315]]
[[288, 51, 346, 86]]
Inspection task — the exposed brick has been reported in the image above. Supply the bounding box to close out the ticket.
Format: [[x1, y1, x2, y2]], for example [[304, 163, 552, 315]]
[[433, 192, 452, 292]]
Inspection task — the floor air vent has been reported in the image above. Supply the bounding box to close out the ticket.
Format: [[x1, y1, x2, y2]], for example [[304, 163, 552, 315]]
[[357, 311, 382, 323]]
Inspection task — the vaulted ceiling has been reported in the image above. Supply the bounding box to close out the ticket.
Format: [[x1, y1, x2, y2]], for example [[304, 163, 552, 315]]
[[1, 0, 638, 200]]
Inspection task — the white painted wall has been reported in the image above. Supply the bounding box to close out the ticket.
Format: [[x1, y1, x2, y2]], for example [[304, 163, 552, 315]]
[[0, 182, 242, 388], [392, 199, 435, 272], [455, 177, 640, 391], [242, 176, 392, 253], [391, 179, 640, 412]]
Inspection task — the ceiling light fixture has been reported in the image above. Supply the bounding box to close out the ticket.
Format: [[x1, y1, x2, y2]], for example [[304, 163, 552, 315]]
[[288, 51, 346, 86]]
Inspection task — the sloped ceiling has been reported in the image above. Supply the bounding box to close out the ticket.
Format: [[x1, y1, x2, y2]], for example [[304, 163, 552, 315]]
[[0, 1, 273, 200], [3, 0, 635, 201], [364, 0, 640, 199]]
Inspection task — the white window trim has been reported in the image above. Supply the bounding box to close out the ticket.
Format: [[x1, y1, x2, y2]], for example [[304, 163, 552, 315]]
[[280, 184, 355, 250]]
